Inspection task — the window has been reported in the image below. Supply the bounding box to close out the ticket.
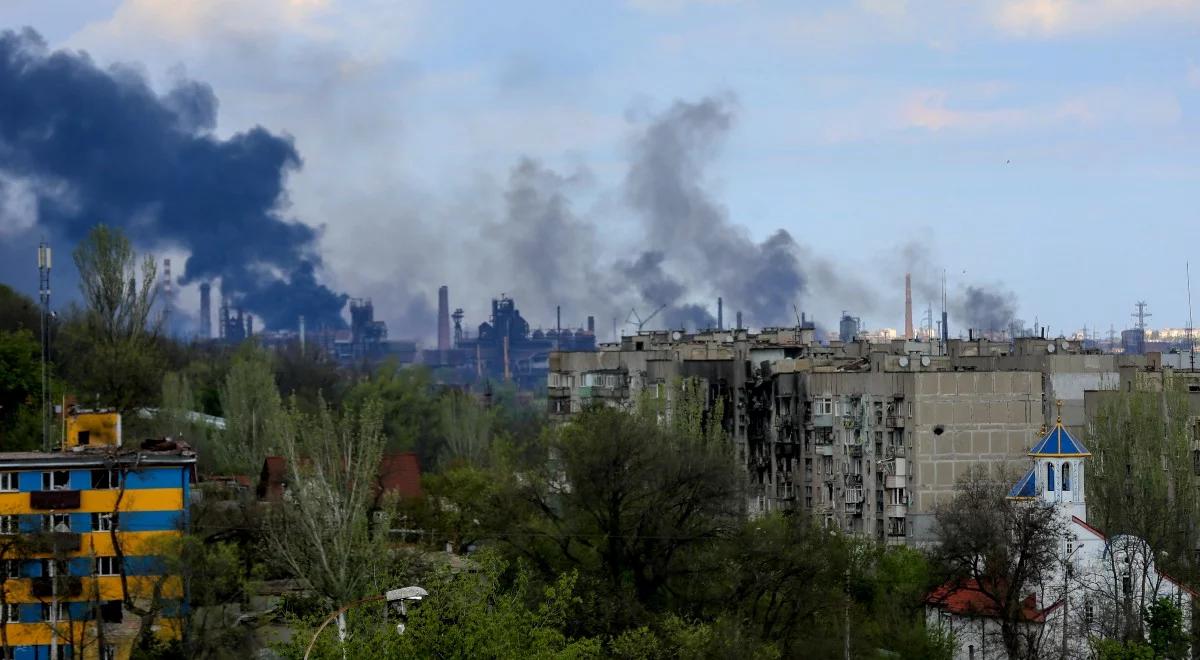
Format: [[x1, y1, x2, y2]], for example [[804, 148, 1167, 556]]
[[99, 601, 123, 624], [95, 556, 119, 577], [1047, 463, 1055, 492], [1066, 537, 1074, 556], [968, 645, 975, 660], [1062, 463, 1070, 490], [101, 646, 117, 660], [43, 513, 70, 533], [0, 559, 19, 579], [0, 604, 16, 623], [0, 515, 17, 535], [91, 469, 120, 490], [42, 471, 69, 491], [91, 513, 117, 533], [77, 430, 90, 446], [1084, 601, 1094, 630], [0, 472, 16, 492], [41, 601, 67, 622]]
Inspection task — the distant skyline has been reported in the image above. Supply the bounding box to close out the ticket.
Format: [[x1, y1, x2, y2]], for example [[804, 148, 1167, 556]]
[[1, 1, 1199, 341]]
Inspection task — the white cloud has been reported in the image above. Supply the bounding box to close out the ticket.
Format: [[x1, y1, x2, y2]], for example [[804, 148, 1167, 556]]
[[990, 0, 1200, 37]]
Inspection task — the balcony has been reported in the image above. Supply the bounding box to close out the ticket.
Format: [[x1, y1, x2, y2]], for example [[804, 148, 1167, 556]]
[[23, 532, 82, 554], [884, 446, 906, 459], [30, 490, 81, 510], [885, 475, 907, 489], [31, 576, 83, 598], [849, 445, 863, 458], [885, 535, 907, 547], [811, 413, 833, 428], [886, 416, 905, 428], [885, 504, 908, 518]]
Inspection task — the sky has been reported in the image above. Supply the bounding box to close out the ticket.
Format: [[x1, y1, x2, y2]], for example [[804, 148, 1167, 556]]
[[1, 0, 1199, 341]]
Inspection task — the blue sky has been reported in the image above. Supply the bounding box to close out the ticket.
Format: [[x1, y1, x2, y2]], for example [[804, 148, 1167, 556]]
[[1, 0, 1199, 338]]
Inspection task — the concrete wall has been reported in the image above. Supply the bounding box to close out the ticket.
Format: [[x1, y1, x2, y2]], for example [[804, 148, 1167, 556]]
[[908, 371, 1042, 539]]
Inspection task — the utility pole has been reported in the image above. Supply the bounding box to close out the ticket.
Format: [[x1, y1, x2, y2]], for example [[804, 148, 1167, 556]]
[[1188, 262, 1195, 370], [37, 242, 51, 452]]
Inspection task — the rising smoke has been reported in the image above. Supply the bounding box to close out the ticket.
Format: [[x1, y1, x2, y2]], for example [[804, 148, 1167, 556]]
[[0, 29, 345, 330], [955, 285, 1018, 333]]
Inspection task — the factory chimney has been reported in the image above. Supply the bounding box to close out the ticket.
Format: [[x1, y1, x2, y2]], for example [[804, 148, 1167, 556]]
[[299, 315, 306, 352], [199, 282, 211, 340], [556, 305, 562, 351], [904, 273, 914, 340], [245, 314, 254, 338], [437, 285, 450, 355], [717, 297, 723, 331], [587, 316, 595, 335], [736, 311, 743, 330]]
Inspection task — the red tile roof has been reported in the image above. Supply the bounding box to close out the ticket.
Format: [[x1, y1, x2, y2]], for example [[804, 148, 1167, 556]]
[[256, 452, 423, 501], [926, 578, 1050, 623]]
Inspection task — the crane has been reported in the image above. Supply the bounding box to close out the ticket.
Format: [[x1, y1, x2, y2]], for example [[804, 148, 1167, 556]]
[[626, 304, 667, 332]]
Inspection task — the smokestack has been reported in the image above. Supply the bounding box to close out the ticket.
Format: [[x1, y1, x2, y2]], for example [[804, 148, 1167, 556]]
[[503, 336, 511, 382], [736, 311, 743, 330], [941, 310, 948, 344], [245, 314, 254, 338], [717, 297, 723, 331], [437, 285, 450, 354], [904, 273, 914, 340], [556, 306, 561, 351], [198, 282, 211, 340], [587, 316, 595, 334], [299, 315, 306, 352]]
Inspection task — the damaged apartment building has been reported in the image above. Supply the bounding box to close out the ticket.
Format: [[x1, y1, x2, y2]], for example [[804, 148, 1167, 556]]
[[549, 329, 1146, 544]]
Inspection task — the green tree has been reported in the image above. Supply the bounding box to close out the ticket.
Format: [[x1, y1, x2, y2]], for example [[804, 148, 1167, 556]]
[[0, 329, 42, 448], [344, 363, 438, 463], [217, 345, 284, 474], [59, 225, 163, 411], [261, 396, 400, 643], [496, 399, 741, 634], [0, 283, 40, 333], [1088, 380, 1200, 597], [1145, 596, 1189, 659]]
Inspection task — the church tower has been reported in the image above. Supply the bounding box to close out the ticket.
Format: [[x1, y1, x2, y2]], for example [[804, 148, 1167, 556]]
[[1008, 402, 1092, 522]]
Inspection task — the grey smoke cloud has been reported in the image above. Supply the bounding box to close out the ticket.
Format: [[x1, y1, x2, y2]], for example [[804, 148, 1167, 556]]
[[955, 285, 1018, 332], [623, 96, 807, 328]]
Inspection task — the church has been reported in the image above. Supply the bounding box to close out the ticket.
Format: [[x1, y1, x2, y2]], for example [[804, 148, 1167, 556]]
[[926, 418, 1195, 659]]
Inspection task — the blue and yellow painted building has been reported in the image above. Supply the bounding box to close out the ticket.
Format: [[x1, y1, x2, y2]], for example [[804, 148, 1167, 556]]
[[0, 409, 195, 660]]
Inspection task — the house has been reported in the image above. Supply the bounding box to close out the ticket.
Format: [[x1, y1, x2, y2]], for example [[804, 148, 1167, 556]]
[[0, 408, 196, 660], [927, 419, 1194, 659], [256, 452, 422, 503]]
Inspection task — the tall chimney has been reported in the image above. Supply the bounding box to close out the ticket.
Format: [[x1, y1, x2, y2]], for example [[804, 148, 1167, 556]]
[[437, 285, 450, 354], [736, 311, 743, 330], [245, 314, 254, 338], [503, 336, 511, 382], [556, 305, 561, 351], [587, 316, 595, 334], [904, 273, 914, 340], [199, 282, 211, 340], [299, 315, 306, 352], [717, 297, 723, 331], [941, 310, 948, 344]]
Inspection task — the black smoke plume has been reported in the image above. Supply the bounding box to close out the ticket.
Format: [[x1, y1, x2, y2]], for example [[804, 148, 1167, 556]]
[[0, 29, 344, 330], [625, 96, 806, 328], [956, 285, 1018, 332]]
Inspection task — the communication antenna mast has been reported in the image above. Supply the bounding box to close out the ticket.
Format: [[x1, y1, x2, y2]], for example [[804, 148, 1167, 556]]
[[37, 242, 51, 452]]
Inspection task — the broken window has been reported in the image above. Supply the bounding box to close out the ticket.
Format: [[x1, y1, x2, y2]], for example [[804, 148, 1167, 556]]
[[42, 471, 69, 491]]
